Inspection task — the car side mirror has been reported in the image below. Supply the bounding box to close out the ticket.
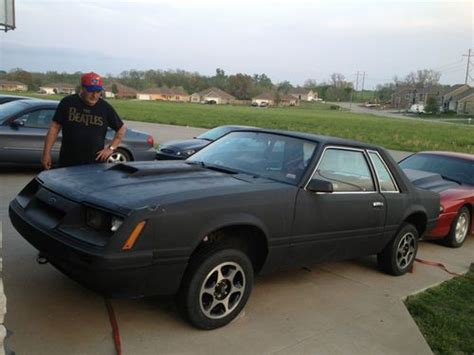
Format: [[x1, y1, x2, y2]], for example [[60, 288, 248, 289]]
[[11, 119, 25, 128], [307, 179, 334, 193]]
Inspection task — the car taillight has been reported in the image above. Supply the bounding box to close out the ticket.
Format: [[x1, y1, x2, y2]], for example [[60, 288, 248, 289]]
[[147, 136, 154, 146]]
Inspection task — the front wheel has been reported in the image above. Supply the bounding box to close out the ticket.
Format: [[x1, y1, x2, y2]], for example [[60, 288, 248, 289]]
[[443, 207, 471, 248], [178, 247, 254, 330], [378, 223, 418, 276], [107, 148, 131, 163]]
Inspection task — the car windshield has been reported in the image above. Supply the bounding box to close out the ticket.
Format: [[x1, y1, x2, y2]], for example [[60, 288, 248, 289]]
[[0, 100, 31, 123], [400, 153, 474, 185], [188, 131, 318, 185], [197, 126, 239, 141]]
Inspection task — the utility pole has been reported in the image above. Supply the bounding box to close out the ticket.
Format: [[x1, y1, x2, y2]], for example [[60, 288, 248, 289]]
[[463, 49, 472, 84], [355, 71, 360, 101], [361, 71, 366, 101]]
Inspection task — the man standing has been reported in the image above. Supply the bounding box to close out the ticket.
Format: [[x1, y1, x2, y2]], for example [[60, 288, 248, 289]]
[[42, 72, 126, 169]]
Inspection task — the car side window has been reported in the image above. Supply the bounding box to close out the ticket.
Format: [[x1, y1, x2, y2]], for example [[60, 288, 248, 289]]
[[16, 109, 55, 128], [313, 148, 375, 192], [368, 152, 398, 192]]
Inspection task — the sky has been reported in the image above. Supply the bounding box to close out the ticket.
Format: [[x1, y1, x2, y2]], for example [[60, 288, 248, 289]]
[[0, 0, 472, 89]]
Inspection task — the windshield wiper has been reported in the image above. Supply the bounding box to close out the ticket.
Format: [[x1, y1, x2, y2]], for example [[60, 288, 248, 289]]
[[440, 175, 462, 185], [186, 161, 237, 174]]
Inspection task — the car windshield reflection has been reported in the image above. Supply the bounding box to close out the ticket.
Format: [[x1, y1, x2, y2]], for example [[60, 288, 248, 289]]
[[187, 131, 318, 185]]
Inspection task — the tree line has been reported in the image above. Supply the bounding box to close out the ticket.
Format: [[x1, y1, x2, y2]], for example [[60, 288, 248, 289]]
[[0, 68, 443, 102]]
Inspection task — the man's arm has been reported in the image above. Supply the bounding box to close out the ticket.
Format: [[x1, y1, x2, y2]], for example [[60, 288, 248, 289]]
[[96, 125, 127, 161], [42, 121, 62, 170]]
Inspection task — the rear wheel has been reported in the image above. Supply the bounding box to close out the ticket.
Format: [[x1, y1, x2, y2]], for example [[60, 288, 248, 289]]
[[178, 245, 254, 329], [443, 207, 471, 248], [107, 148, 131, 163], [378, 223, 418, 276]]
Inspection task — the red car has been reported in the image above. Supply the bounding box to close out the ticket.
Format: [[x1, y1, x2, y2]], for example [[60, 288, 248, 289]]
[[400, 151, 474, 247]]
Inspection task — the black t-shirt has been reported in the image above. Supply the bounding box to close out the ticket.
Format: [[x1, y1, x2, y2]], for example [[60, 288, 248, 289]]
[[52, 94, 124, 167]]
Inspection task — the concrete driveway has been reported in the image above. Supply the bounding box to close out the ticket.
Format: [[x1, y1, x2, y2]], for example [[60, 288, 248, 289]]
[[1, 122, 472, 354]]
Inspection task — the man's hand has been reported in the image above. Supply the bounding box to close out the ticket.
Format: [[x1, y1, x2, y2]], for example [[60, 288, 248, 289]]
[[42, 153, 53, 170], [96, 147, 114, 162]]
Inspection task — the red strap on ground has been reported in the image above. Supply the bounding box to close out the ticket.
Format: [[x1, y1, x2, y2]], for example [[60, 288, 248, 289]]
[[105, 298, 122, 355], [415, 258, 462, 277]]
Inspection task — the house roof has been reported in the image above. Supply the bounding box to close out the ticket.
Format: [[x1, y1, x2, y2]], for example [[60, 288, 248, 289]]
[[455, 88, 474, 101], [289, 88, 312, 95], [193, 87, 235, 100], [440, 84, 468, 97], [0, 79, 27, 86], [280, 94, 297, 102], [104, 82, 137, 95], [41, 83, 75, 89]]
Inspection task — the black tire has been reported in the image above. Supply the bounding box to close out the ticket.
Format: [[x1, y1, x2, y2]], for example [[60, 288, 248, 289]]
[[178, 245, 254, 330], [378, 223, 418, 276], [443, 207, 471, 248], [107, 148, 131, 163]]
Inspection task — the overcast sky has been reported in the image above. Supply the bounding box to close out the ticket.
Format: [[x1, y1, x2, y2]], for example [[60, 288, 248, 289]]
[[0, 0, 472, 89]]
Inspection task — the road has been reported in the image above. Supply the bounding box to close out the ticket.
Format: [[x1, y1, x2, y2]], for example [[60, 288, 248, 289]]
[[1, 122, 470, 355]]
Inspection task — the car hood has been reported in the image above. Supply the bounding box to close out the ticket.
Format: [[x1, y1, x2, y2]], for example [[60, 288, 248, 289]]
[[160, 139, 209, 151], [402, 168, 473, 195], [37, 161, 285, 212]]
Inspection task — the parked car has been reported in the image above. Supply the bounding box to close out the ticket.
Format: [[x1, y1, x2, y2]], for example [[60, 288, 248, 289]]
[[399, 151, 474, 247], [10, 129, 439, 329], [156, 125, 255, 160], [0, 94, 33, 104], [409, 104, 425, 114], [0, 99, 156, 167]]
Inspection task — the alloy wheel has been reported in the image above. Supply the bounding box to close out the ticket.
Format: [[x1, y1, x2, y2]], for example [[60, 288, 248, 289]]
[[396, 232, 416, 270]]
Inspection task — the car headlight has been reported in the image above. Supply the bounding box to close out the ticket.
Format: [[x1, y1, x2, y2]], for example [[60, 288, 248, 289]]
[[86, 208, 123, 232], [182, 149, 196, 157]]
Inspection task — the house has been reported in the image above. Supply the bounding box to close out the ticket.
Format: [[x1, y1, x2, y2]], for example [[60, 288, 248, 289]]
[[137, 87, 190, 102], [104, 83, 137, 99], [39, 83, 76, 95], [289, 88, 318, 101], [279, 94, 299, 106], [252, 92, 275, 106], [439, 84, 470, 112], [391, 86, 443, 110], [0, 80, 28, 92], [190, 87, 235, 104], [453, 88, 474, 115]]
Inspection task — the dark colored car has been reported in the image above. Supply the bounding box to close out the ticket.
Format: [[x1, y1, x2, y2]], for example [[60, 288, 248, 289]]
[[10, 129, 439, 329], [0, 94, 33, 104], [0, 99, 156, 167], [400, 151, 473, 247], [156, 125, 255, 160]]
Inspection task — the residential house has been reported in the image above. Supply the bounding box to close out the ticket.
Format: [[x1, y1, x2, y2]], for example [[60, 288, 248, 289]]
[[439, 84, 470, 112], [190, 87, 235, 104], [391, 86, 443, 110], [137, 87, 190, 102], [453, 88, 474, 115], [0, 79, 28, 92], [289, 88, 318, 101], [39, 83, 76, 95], [104, 83, 137, 99], [279, 94, 299, 107], [252, 92, 275, 106]]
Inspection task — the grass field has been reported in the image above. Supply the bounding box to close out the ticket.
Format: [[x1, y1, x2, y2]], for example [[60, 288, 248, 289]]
[[405, 271, 474, 354], [3, 92, 473, 153]]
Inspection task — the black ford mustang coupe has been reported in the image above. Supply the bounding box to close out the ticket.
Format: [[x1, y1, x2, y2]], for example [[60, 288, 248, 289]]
[[10, 129, 439, 329]]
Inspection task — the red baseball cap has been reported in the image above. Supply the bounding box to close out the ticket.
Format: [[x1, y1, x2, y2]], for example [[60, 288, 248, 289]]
[[81, 72, 104, 92]]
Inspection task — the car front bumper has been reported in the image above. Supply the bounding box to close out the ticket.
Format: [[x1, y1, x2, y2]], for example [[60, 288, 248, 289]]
[[9, 199, 187, 297]]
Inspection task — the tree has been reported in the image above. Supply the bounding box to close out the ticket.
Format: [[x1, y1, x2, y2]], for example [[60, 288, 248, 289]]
[[303, 79, 318, 90], [276, 81, 293, 94], [401, 69, 441, 88], [424, 96, 439, 114], [111, 83, 119, 95], [227, 73, 255, 100], [330, 73, 346, 88]]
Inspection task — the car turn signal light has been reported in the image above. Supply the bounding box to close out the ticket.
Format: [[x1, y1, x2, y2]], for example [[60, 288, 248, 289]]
[[122, 221, 146, 250]]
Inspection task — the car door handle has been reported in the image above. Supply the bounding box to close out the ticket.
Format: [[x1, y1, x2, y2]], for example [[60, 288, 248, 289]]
[[373, 201, 384, 208]]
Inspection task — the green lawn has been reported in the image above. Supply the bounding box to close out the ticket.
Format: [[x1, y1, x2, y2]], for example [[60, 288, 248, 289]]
[[405, 271, 474, 354], [3, 92, 473, 154]]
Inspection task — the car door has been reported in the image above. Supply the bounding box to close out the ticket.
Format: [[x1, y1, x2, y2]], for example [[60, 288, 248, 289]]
[[0, 108, 59, 165], [289, 146, 386, 266]]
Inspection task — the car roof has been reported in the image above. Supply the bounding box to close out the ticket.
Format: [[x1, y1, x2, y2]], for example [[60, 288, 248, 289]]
[[14, 99, 58, 107], [416, 151, 474, 161], [234, 127, 385, 151]]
